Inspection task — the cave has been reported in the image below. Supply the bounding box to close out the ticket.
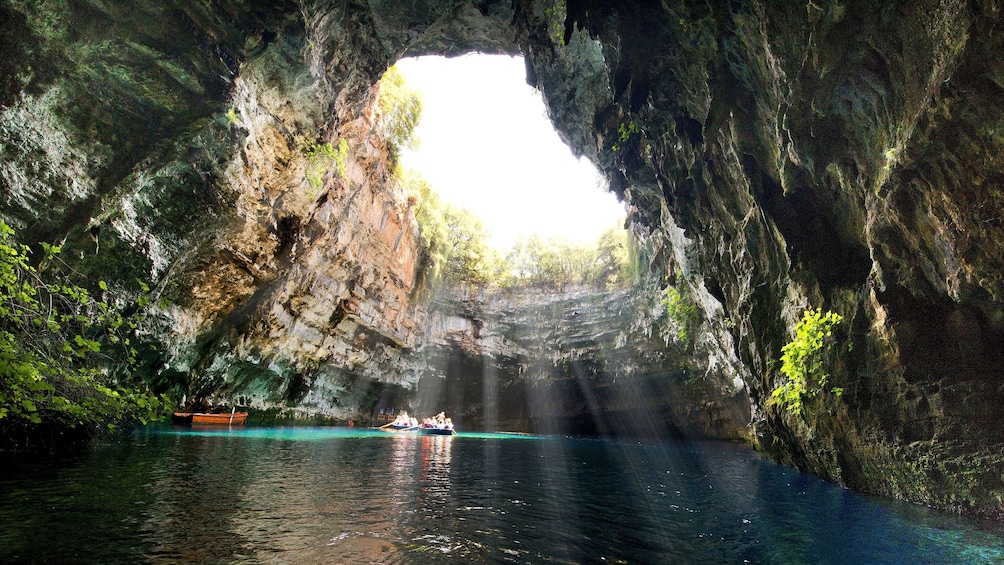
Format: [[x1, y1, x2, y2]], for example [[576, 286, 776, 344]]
[[4, 0, 1004, 521]]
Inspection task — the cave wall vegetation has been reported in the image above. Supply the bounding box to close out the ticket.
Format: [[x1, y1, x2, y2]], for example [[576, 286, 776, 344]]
[[4, 0, 1004, 516]]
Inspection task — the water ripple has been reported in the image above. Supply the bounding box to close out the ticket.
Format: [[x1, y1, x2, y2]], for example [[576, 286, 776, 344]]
[[0, 428, 1002, 563]]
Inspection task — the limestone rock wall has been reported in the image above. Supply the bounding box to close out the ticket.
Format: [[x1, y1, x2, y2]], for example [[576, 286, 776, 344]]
[[414, 280, 750, 439], [0, 0, 431, 419], [522, 0, 1004, 516], [4, 0, 1004, 516]]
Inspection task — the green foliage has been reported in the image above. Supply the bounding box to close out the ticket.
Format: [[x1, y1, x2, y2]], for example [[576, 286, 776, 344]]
[[377, 65, 423, 163], [503, 229, 633, 291], [226, 108, 238, 126], [594, 225, 637, 287], [612, 120, 640, 152], [0, 221, 167, 442], [662, 282, 699, 344], [300, 138, 348, 195], [401, 170, 633, 295], [770, 308, 844, 416], [541, 1, 567, 45], [402, 171, 501, 295], [442, 206, 501, 286]]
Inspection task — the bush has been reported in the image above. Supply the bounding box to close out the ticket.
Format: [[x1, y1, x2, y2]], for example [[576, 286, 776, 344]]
[[0, 221, 167, 449], [300, 138, 348, 195], [770, 307, 844, 416], [662, 282, 699, 345]]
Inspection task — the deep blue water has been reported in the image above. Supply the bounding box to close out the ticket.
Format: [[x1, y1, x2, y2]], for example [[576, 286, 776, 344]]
[[1, 426, 1003, 564]]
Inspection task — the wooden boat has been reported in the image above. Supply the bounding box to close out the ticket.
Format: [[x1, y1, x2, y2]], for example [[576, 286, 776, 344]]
[[420, 426, 456, 436], [378, 423, 419, 432], [172, 411, 248, 426]]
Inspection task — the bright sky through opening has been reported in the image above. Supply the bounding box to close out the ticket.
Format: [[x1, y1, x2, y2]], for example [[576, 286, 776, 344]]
[[396, 54, 625, 251]]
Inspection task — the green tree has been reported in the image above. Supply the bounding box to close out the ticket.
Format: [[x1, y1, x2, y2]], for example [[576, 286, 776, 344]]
[[401, 170, 501, 295], [400, 168, 634, 293], [402, 171, 449, 294], [377, 65, 423, 163], [0, 221, 166, 449], [505, 234, 549, 287], [592, 224, 635, 288], [502, 227, 634, 291], [441, 205, 497, 286], [770, 308, 844, 416]]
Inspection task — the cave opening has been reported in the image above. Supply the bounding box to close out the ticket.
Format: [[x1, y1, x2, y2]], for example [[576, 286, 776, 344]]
[[394, 53, 626, 255], [377, 54, 685, 436]]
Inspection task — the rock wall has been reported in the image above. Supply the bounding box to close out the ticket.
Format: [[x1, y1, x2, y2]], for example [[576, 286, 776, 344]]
[[524, 0, 1004, 516], [0, 0, 433, 420], [412, 281, 749, 439], [4, 0, 1004, 516]]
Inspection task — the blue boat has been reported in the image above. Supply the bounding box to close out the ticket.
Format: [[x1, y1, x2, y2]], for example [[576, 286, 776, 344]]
[[377, 423, 419, 433], [420, 426, 456, 436]]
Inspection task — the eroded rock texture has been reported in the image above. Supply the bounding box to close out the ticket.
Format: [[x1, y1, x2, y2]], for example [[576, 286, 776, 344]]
[[414, 281, 749, 439], [3, 0, 1004, 515]]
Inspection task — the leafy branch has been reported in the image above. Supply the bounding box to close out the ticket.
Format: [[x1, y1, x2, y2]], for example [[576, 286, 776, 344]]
[[0, 221, 167, 441], [770, 308, 844, 416], [376, 65, 423, 164], [612, 120, 640, 152]]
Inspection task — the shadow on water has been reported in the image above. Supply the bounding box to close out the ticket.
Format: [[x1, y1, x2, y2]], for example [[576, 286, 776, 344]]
[[1, 425, 1003, 563]]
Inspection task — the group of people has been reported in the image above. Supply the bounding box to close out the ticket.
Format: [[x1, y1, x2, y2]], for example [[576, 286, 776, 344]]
[[422, 411, 454, 431], [389, 411, 418, 428], [385, 410, 454, 431]]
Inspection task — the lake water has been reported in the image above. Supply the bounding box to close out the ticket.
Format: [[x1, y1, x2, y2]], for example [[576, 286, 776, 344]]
[[2, 426, 1003, 564]]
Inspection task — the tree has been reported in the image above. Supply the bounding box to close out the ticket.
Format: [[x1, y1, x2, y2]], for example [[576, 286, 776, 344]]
[[502, 227, 634, 291], [0, 221, 166, 449], [592, 224, 634, 288], [505, 234, 548, 287], [376, 65, 423, 163], [400, 169, 634, 293], [441, 205, 497, 286], [401, 170, 501, 295]]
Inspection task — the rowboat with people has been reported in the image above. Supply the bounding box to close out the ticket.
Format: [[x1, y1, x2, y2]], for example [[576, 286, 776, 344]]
[[378, 411, 419, 432], [420, 411, 456, 435]]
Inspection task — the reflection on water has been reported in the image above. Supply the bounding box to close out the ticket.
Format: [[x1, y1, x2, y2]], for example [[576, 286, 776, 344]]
[[1, 427, 1003, 564]]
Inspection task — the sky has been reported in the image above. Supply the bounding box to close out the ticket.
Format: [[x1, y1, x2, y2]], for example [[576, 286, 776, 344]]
[[395, 54, 625, 251]]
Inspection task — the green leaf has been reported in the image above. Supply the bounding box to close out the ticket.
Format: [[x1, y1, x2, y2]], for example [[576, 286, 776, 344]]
[[771, 308, 844, 416]]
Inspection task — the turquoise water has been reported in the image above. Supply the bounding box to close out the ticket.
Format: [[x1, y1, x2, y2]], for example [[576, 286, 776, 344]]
[[1, 425, 1003, 563]]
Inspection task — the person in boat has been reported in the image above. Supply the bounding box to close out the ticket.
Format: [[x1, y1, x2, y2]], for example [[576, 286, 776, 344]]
[[420, 412, 450, 430], [390, 411, 412, 427]]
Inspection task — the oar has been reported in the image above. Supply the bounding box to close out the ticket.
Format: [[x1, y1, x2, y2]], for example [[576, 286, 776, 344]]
[[379, 422, 394, 429]]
